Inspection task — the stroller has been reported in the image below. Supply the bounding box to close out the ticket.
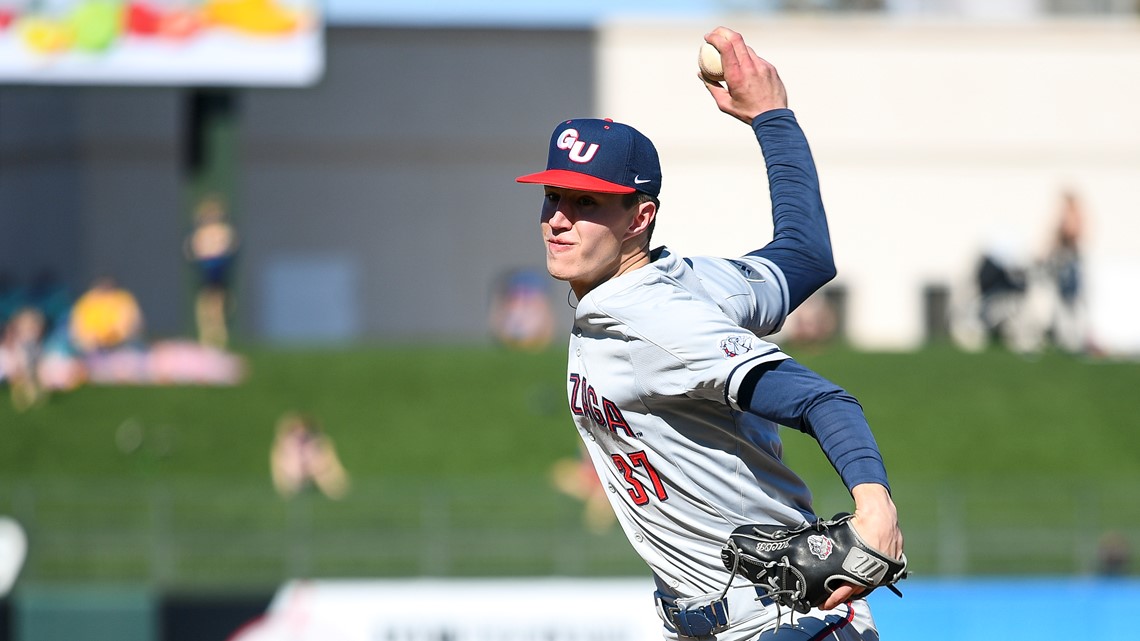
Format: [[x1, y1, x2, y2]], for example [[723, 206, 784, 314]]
[[949, 251, 1057, 355]]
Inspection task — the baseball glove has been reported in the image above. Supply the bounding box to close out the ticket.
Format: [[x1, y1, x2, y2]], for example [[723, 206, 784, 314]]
[[720, 513, 908, 614]]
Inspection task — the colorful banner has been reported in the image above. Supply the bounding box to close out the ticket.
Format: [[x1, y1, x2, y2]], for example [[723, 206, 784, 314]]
[[0, 0, 322, 85]]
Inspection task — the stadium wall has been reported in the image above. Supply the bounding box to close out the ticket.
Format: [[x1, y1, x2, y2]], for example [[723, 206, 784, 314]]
[[0, 27, 593, 344], [2, 20, 1138, 352]]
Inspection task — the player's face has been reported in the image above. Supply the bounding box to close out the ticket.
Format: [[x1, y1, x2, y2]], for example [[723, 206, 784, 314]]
[[540, 187, 640, 296]]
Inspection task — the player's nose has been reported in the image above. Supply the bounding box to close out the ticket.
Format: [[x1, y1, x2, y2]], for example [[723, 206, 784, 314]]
[[545, 207, 573, 230]]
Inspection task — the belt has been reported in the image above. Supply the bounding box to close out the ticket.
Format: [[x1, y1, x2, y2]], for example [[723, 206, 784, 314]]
[[654, 590, 729, 637], [654, 588, 774, 638]]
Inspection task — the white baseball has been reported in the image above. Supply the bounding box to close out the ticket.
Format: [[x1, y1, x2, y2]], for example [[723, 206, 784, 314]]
[[698, 42, 724, 82]]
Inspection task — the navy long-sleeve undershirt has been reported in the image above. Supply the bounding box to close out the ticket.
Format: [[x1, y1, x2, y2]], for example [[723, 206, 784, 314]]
[[737, 358, 890, 493], [749, 109, 836, 312]]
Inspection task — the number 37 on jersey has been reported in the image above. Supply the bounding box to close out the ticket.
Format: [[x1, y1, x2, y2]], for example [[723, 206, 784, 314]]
[[569, 372, 670, 506]]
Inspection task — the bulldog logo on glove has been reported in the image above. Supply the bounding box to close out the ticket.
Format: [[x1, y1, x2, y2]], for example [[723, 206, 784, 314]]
[[807, 534, 834, 560]]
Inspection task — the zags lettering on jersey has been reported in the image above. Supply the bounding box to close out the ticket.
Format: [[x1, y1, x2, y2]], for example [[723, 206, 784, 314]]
[[569, 373, 635, 437]]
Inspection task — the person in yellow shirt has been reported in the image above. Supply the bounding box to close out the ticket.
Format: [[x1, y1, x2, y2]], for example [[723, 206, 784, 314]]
[[69, 277, 143, 353]]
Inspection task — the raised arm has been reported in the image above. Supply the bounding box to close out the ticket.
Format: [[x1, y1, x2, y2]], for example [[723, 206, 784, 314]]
[[749, 111, 835, 311], [703, 27, 836, 313]]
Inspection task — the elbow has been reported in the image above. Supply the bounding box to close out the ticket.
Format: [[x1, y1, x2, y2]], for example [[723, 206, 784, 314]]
[[791, 226, 836, 286], [820, 258, 837, 285], [806, 248, 837, 289], [811, 235, 837, 284]]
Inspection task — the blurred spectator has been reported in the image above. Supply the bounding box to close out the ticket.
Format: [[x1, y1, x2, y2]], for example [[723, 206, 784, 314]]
[[0, 307, 47, 410], [147, 339, 246, 385], [972, 234, 1038, 352], [488, 268, 555, 351], [0, 271, 77, 395], [778, 291, 838, 349], [186, 193, 239, 349], [951, 217, 1074, 356], [271, 412, 350, 500], [69, 276, 144, 354], [550, 446, 615, 534], [953, 189, 1093, 356], [1043, 188, 1089, 354], [1097, 530, 1131, 577], [35, 307, 88, 392]]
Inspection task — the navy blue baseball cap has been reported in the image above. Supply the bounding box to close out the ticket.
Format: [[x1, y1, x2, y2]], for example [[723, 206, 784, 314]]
[[516, 118, 661, 197]]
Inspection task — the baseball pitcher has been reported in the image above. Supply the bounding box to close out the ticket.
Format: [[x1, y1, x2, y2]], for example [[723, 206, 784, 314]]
[[516, 27, 906, 640]]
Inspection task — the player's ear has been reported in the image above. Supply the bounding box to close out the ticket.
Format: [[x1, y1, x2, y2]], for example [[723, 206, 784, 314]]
[[625, 200, 656, 239]]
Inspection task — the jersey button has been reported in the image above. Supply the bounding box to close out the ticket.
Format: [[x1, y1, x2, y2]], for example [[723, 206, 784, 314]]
[[634, 533, 644, 542]]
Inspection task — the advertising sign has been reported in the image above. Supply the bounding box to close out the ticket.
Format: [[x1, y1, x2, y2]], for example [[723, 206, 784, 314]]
[[0, 0, 322, 85]]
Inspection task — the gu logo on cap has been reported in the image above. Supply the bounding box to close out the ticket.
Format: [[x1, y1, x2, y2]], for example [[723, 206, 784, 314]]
[[557, 128, 599, 164], [516, 118, 662, 197]]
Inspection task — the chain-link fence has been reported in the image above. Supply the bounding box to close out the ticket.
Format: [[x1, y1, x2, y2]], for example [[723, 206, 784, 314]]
[[2, 477, 1137, 590]]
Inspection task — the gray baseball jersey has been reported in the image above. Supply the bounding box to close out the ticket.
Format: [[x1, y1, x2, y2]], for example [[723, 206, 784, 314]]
[[566, 248, 873, 639], [568, 246, 804, 582]]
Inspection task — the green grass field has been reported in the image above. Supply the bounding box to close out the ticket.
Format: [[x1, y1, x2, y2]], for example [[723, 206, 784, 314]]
[[3, 343, 1138, 590]]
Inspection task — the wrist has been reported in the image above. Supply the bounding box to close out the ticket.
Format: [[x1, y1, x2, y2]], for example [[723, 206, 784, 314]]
[[851, 483, 895, 514], [750, 107, 794, 128]]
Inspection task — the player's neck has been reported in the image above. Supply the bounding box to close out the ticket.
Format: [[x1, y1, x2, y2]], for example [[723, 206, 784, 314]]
[[570, 245, 651, 300]]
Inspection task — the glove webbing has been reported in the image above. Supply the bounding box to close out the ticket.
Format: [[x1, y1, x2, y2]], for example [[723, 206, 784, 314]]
[[721, 537, 809, 622]]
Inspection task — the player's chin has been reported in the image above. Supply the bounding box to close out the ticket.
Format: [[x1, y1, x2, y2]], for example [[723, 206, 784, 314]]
[[544, 257, 576, 282]]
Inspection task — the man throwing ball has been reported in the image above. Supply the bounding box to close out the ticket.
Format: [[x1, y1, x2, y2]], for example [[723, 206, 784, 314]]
[[516, 27, 905, 639]]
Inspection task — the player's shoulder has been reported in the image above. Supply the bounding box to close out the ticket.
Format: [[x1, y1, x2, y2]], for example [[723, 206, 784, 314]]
[[587, 259, 754, 347], [688, 254, 779, 286], [586, 250, 707, 312], [685, 253, 790, 335]]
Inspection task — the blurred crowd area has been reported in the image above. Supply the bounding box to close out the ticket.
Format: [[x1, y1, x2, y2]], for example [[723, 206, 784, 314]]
[[947, 188, 1094, 357], [774, 187, 1101, 359], [0, 194, 245, 411], [0, 182, 1108, 416], [0, 272, 245, 411]]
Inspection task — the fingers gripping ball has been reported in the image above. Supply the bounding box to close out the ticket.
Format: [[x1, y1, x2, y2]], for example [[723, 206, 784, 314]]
[[698, 42, 724, 83], [720, 513, 908, 614]]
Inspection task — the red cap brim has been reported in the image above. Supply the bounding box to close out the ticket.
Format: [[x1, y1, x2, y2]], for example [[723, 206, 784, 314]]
[[515, 169, 635, 194]]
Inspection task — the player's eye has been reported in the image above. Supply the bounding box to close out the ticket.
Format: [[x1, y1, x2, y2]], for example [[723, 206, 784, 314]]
[[544, 192, 561, 204], [577, 196, 597, 208]]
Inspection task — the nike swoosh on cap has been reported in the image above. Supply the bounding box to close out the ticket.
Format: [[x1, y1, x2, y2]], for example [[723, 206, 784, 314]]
[[633, 176, 652, 184]]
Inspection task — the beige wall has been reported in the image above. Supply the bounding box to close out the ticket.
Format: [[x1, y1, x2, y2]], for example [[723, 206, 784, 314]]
[[598, 18, 1140, 351]]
